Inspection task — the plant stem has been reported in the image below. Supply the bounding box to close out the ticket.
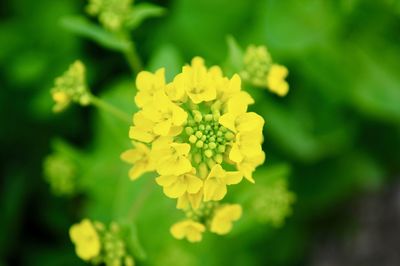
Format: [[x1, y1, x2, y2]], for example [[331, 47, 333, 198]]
[[124, 43, 143, 75], [89, 94, 131, 124]]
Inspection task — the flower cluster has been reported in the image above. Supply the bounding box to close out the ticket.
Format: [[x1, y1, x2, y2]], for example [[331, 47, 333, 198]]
[[251, 179, 295, 227], [240, 45, 289, 97], [70, 219, 135, 266], [50, 60, 90, 112], [86, 0, 133, 31], [123, 57, 265, 241], [43, 153, 77, 196], [170, 203, 242, 242]]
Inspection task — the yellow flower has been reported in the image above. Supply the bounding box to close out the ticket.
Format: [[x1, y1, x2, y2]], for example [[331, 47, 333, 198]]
[[126, 58, 266, 237], [172, 57, 216, 104], [170, 219, 205, 242], [141, 91, 187, 136], [135, 68, 165, 108], [177, 189, 203, 210], [151, 138, 192, 176], [267, 64, 289, 96], [236, 151, 265, 183], [121, 142, 154, 180], [156, 170, 203, 198], [203, 164, 242, 201], [129, 112, 157, 143], [210, 204, 242, 235], [69, 219, 101, 261]]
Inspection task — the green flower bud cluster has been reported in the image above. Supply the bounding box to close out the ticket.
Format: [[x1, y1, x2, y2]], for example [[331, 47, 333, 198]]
[[93, 222, 135, 266], [50, 60, 91, 112], [43, 153, 77, 196], [251, 180, 296, 227], [240, 45, 273, 87], [185, 201, 218, 223], [185, 110, 233, 169], [86, 0, 133, 31]]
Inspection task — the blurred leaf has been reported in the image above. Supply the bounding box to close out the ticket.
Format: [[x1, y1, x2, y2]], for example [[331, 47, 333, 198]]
[[60, 16, 130, 52], [147, 43, 184, 81], [126, 3, 166, 29], [224, 35, 244, 75], [351, 50, 400, 124]]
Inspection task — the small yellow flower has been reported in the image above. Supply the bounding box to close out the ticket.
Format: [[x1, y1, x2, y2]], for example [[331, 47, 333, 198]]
[[210, 204, 242, 235], [141, 91, 187, 136], [121, 142, 154, 180], [151, 138, 192, 176], [173, 57, 216, 104], [176, 189, 203, 210], [203, 164, 242, 201], [267, 64, 289, 96], [69, 219, 101, 261], [170, 219, 205, 242], [156, 170, 203, 198], [135, 68, 165, 108], [236, 151, 265, 183], [129, 112, 157, 143]]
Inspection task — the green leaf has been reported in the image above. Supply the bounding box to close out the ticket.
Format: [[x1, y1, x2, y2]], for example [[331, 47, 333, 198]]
[[147, 44, 184, 82], [125, 3, 166, 29], [60, 16, 131, 52], [224, 35, 244, 74]]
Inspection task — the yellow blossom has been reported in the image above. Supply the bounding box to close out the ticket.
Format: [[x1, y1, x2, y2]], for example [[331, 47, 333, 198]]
[[170, 219, 205, 242], [151, 138, 192, 176], [141, 91, 187, 136], [203, 165, 242, 201], [172, 57, 216, 104], [156, 170, 203, 198], [121, 142, 154, 180], [210, 204, 242, 235], [125, 57, 266, 240], [135, 68, 165, 108], [177, 189, 203, 210], [69, 219, 101, 261], [266, 64, 289, 96]]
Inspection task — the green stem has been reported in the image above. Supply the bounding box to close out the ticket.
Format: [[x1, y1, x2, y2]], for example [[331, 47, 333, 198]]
[[89, 94, 131, 124], [124, 43, 143, 75], [128, 177, 154, 221]]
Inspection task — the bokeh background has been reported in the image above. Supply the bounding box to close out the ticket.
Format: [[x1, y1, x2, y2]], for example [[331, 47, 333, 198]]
[[1, 0, 400, 265]]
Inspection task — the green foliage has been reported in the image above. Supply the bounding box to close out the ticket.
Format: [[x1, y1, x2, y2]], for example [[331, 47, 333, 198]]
[[1, 0, 400, 265]]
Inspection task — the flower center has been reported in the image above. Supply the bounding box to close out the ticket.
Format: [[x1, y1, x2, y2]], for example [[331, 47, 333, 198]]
[[184, 110, 234, 165]]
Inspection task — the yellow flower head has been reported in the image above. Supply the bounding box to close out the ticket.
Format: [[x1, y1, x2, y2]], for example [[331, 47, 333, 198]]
[[86, 0, 133, 31], [69, 219, 101, 261], [156, 169, 203, 198], [210, 204, 242, 235], [126, 57, 265, 241], [203, 164, 242, 201], [51, 60, 90, 112], [170, 219, 206, 242], [121, 141, 154, 180], [267, 64, 289, 96], [241, 45, 289, 96]]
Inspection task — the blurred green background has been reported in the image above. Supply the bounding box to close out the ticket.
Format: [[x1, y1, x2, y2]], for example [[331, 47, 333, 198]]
[[1, 0, 400, 265]]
